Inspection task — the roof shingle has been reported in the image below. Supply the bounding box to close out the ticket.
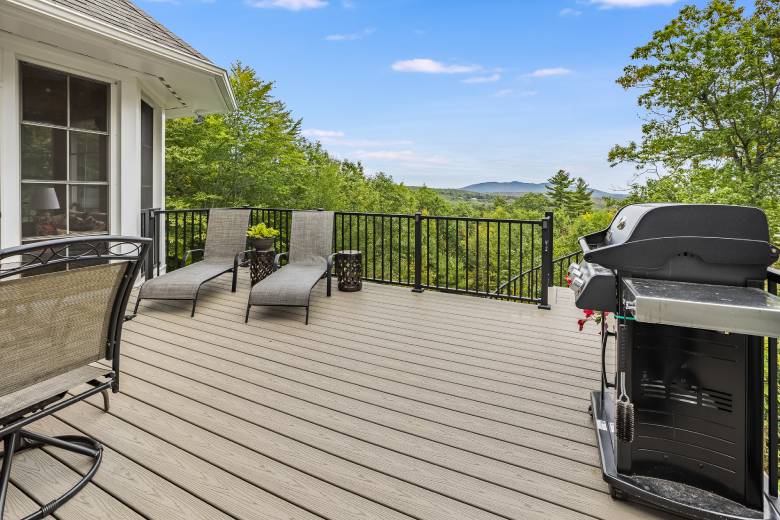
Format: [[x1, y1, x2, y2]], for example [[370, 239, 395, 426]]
[[48, 0, 210, 62]]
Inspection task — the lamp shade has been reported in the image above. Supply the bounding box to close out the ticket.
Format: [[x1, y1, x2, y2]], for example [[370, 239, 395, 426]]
[[30, 187, 61, 210]]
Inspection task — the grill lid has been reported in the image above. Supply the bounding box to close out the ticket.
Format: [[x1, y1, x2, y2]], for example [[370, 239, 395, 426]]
[[579, 204, 778, 284]]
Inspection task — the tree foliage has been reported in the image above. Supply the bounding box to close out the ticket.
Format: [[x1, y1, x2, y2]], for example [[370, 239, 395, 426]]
[[610, 0, 780, 240]]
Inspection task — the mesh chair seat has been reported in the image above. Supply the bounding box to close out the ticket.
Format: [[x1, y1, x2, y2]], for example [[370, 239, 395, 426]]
[[249, 260, 328, 308], [138, 261, 235, 301], [0, 365, 111, 423]]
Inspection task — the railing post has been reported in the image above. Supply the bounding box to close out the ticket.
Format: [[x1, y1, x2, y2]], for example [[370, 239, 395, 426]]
[[152, 208, 161, 278], [769, 270, 778, 497], [412, 212, 424, 293], [538, 211, 553, 309]]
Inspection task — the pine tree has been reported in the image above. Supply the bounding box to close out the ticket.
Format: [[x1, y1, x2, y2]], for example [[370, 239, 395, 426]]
[[569, 177, 594, 216], [545, 170, 573, 213]]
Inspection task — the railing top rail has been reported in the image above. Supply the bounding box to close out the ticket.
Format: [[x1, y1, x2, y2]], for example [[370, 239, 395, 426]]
[[421, 214, 545, 224], [149, 206, 546, 225]]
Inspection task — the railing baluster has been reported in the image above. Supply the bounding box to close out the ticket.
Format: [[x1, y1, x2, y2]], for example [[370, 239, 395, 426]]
[[769, 270, 779, 497]]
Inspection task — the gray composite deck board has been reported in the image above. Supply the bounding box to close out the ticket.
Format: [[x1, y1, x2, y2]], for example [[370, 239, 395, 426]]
[[9, 274, 672, 519]]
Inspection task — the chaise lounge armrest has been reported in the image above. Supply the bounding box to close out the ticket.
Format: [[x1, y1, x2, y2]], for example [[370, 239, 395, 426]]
[[183, 248, 204, 265], [274, 252, 288, 270]]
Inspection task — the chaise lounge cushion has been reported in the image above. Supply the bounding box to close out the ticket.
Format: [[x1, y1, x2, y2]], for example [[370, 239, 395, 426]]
[[138, 261, 235, 301], [248, 258, 327, 308]]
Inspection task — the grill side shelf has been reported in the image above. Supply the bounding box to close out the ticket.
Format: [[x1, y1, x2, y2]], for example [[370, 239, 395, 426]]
[[622, 278, 780, 339]]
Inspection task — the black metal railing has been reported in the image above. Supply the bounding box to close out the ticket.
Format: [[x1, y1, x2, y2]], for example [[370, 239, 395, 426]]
[[494, 246, 580, 299], [768, 267, 779, 498], [142, 207, 554, 305]]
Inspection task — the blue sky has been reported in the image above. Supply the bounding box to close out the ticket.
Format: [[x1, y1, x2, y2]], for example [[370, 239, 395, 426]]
[[142, 0, 738, 192]]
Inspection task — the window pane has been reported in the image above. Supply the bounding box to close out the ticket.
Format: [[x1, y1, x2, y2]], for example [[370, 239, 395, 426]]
[[70, 132, 108, 181], [21, 125, 67, 181], [70, 76, 108, 131], [141, 101, 154, 209], [69, 185, 108, 234], [21, 184, 66, 239], [21, 63, 67, 126]]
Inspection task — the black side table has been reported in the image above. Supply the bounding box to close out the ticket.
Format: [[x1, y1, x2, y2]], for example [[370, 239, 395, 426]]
[[335, 250, 362, 292], [250, 249, 276, 286]]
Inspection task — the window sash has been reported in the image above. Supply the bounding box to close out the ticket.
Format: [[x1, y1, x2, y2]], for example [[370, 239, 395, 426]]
[[20, 62, 110, 241]]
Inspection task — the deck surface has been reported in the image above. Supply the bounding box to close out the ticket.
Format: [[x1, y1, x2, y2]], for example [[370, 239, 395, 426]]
[[5, 272, 673, 520]]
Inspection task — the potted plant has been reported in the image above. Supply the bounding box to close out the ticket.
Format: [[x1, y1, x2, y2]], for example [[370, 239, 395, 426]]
[[247, 223, 280, 251]]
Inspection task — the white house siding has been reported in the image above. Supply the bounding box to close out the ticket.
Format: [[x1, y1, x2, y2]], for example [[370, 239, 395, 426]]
[[0, 31, 166, 249]]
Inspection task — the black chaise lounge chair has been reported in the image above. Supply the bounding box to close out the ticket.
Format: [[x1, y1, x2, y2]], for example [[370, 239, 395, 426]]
[[134, 208, 251, 316], [0, 236, 149, 520], [246, 210, 335, 324]]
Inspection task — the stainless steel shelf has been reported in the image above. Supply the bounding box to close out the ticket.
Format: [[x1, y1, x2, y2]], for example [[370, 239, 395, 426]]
[[623, 278, 780, 338]]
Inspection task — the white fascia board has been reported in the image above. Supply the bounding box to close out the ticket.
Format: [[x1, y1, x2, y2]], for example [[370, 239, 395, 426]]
[[2, 0, 236, 112]]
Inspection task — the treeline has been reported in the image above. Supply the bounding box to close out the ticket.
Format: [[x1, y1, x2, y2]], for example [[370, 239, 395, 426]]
[[166, 63, 614, 261]]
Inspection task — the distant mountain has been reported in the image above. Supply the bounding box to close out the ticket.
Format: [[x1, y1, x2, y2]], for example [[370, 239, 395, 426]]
[[461, 181, 625, 199]]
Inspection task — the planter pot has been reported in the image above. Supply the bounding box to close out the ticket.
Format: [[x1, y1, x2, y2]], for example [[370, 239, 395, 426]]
[[251, 237, 275, 251]]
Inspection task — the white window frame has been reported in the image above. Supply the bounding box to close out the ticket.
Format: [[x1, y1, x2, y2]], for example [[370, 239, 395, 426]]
[[19, 60, 112, 242]]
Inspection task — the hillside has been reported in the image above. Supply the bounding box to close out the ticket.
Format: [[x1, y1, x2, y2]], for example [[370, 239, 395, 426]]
[[461, 181, 625, 199]]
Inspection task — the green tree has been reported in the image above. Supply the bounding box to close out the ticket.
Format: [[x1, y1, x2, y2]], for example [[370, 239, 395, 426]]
[[569, 177, 594, 216], [545, 170, 574, 212], [609, 0, 780, 208], [167, 62, 308, 208]]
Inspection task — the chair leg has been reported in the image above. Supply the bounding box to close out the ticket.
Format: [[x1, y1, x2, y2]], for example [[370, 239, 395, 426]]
[[0, 431, 20, 520], [245, 304, 251, 323], [101, 390, 110, 413], [7, 432, 103, 520], [326, 272, 332, 297], [231, 268, 238, 293], [191, 299, 197, 317], [133, 298, 141, 314], [305, 306, 309, 325]]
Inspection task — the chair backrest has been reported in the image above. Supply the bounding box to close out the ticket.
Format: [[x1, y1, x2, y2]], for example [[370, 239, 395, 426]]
[[289, 211, 334, 266], [0, 236, 149, 398], [203, 209, 250, 263]]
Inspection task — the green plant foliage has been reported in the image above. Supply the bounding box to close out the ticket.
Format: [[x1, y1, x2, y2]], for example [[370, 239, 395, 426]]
[[247, 223, 280, 239], [610, 0, 780, 247]]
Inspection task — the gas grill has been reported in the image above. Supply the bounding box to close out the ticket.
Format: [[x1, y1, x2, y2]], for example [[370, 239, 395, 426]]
[[568, 203, 780, 520]]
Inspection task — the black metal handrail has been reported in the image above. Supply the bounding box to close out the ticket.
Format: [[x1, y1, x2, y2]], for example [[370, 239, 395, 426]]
[[494, 248, 582, 297], [142, 207, 554, 305], [768, 267, 779, 498]]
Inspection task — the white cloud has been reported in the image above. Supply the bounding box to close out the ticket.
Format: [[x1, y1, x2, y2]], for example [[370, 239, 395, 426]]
[[461, 73, 501, 84], [559, 7, 582, 16], [325, 27, 374, 41], [527, 67, 572, 77], [590, 0, 677, 7], [248, 0, 327, 10], [391, 58, 481, 74], [302, 129, 345, 138], [302, 129, 412, 148], [353, 149, 450, 166]]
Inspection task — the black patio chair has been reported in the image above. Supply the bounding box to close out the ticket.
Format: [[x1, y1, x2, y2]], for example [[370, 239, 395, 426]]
[[0, 236, 149, 520]]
